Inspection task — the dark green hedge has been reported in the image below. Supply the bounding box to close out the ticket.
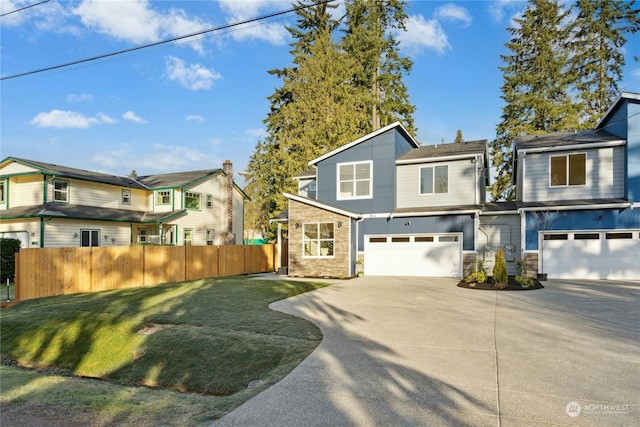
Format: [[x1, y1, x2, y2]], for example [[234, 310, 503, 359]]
[[1, 238, 21, 282]]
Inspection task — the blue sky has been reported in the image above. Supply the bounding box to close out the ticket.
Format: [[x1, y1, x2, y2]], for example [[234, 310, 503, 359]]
[[2, 0, 639, 184]]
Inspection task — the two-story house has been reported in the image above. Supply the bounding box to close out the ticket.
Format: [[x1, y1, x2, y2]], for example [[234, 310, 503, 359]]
[[284, 122, 489, 278], [281, 91, 639, 281], [0, 158, 248, 248], [514, 91, 640, 280]]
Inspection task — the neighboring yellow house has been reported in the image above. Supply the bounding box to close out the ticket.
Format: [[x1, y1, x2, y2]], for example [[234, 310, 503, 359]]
[[0, 157, 248, 248]]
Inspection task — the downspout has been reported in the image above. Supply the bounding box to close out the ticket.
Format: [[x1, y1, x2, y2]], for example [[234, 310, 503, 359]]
[[355, 217, 364, 274], [40, 217, 45, 248]]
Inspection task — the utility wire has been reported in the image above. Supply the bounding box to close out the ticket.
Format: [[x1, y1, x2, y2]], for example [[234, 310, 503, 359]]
[[1, 0, 336, 81], [0, 0, 50, 17]]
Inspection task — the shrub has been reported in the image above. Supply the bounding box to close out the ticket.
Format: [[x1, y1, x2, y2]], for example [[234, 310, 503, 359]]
[[465, 270, 487, 284], [493, 248, 508, 285], [515, 275, 535, 288], [1, 238, 21, 282]]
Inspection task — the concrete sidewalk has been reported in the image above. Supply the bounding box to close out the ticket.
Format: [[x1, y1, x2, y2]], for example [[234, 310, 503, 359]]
[[214, 276, 640, 426]]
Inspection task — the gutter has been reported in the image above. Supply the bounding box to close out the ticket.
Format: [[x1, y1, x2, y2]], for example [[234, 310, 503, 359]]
[[517, 202, 632, 213]]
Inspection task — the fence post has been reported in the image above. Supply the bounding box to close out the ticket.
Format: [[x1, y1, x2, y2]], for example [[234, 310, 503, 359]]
[[13, 252, 20, 302]]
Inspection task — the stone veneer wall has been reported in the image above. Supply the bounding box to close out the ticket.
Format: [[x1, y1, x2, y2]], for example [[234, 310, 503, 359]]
[[462, 252, 477, 278], [522, 252, 539, 278], [288, 200, 351, 278]]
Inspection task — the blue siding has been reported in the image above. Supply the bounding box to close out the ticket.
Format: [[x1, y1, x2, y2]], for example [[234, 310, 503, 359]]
[[358, 215, 474, 251], [525, 207, 640, 250], [316, 128, 414, 213], [626, 102, 640, 201]]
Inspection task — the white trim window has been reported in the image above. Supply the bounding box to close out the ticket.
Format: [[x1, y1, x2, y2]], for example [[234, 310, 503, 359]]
[[206, 194, 213, 208], [156, 190, 171, 205], [185, 192, 201, 210], [80, 229, 99, 247], [420, 165, 448, 194], [303, 223, 335, 257], [184, 229, 193, 246], [337, 161, 372, 200], [53, 179, 69, 202], [122, 189, 131, 205], [550, 153, 586, 186], [206, 229, 215, 245], [0, 179, 5, 204]]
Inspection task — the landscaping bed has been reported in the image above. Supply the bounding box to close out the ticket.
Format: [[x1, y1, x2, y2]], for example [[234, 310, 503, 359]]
[[457, 275, 544, 291]]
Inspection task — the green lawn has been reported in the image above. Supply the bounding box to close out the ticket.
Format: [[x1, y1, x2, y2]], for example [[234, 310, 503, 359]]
[[0, 276, 329, 424]]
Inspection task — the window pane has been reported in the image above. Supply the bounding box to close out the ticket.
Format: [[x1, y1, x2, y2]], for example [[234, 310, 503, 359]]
[[568, 154, 586, 185], [355, 180, 370, 196], [81, 230, 90, 247], [320, 240, 333, 256], [303, 224, 318, 239], [339, 164, 353, 181], [304, 241, 318, 256], [420, 167, 433, 194], [319, 223, 334, 238], [355, 163, 370, 180], [550, 156, 566, 186], [339, 181, 353, 197], [434, 166, 448, 193]]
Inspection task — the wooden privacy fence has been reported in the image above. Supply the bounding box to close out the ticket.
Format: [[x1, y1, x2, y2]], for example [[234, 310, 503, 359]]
[[14, 244, 276, 302]]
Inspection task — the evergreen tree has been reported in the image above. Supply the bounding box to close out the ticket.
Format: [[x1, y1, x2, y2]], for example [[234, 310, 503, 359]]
[[571, 0, 640, 128], [490, 0, 579, 201], [342, 0, 416, 134], [454, 129, 464, 142]]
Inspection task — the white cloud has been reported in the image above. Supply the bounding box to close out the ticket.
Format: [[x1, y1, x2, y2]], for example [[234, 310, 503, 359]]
[[488, 0, 525, 23], [218, 0, 289, 45], [123, 110, 148, 124], [434, 4, 472, 27], [1, 0, 73, 32], [165, 56, 221, 91], [93, 144, 214, 172], [73, 0, 209, 52], [186, 114, 205, 123], [397, 14, 450, 55], [67, 93, 93, 102], [30, 110, 117, 129], [246, 127, 268, 139]]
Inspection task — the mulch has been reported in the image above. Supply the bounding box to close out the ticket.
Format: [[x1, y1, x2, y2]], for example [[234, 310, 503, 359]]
[[457, 276, 544, 291]]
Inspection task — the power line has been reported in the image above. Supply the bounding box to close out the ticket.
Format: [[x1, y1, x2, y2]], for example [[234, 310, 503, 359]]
[[1, 0, 336, 81], [0, 0, 50, 17]]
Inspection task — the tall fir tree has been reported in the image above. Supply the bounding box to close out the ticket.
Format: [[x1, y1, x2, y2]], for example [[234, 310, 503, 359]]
[[571, 0, 640, 128], [490, 0, 579, 201], [342, 0, 416, 134]]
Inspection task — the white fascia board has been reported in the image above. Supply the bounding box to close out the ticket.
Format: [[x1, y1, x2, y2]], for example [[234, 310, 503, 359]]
[[392, 209, 480, 218], [284, 193, 362, 218], [396, 153, 480, 165], [480, 210, 519, 215], [309, 122, 418, 166], [518, 202, 631, 213], [517, 139, 625, 156], [596, 91, 640, 129]]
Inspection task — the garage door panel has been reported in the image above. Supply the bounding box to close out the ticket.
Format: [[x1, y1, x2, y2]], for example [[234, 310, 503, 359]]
[[364, 235, 462, 278], [542, 231, 640, 280]]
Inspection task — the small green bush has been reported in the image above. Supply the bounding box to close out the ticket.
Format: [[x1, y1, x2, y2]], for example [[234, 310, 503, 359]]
[[515, 275, 535, 288], [493, 248, 508, 285], [1, 238, 21, 282], [465, 270, 487, 284]]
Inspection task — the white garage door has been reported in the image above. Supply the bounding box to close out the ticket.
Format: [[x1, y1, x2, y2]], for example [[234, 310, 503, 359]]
[[541, 230, 640, 280], [364, 234, 462, 277]]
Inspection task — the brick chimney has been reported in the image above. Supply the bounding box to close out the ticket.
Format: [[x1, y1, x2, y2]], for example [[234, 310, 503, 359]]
[[222, 160, 236, 244]]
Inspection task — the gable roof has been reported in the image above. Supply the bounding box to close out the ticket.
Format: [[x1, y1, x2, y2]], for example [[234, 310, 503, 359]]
[[514, 129, 624, 152], [284, 193, 362, 218], [397, 140, 487, 163], [1, 157, 149, 189], [137, 169, 222, 189], [308, 122, 419, 166], [596, 91, 640, 130]]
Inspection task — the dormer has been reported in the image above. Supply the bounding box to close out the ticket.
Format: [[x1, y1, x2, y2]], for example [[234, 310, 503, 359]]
[[294, 168, 317, 199]]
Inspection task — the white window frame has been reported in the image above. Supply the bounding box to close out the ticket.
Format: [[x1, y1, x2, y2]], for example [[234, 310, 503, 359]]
[[302, 222, 335, 258], [80, 229, 100, 247], [156, 190, 171, 205], [138, 228, 148, 244], [122, 189, 131, 205], [419, 165, 448, 195], [336, 161, 372, 200], [0, 180, 5, 204], [549, 153, 586, 187], [184, 228, 193, 246], [185, 192, 201, 210], [206, 194, 213, 209], [53, 179, 69, 202], [206, 229, 215, 245]]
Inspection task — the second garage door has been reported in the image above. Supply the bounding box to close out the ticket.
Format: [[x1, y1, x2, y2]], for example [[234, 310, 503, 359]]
[[364, 234, 462, 277], [541, 230, 640, 280]]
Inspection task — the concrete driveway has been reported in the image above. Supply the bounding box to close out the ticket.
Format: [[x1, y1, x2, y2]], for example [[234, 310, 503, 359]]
[[214, 276, 640, 426]]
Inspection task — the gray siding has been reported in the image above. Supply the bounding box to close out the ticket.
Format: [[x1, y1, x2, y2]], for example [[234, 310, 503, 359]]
[[522, 146, 624, 202], [316, 128, 414, 213], [479, 214, 521, 275], [396, 159, 479, 208]]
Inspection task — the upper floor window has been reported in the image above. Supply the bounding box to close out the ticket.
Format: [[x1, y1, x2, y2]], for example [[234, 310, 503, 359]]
[[53, 179, 69, 202], [156, 190, 171, 205], [420, 165, 448, 194], [0, 180, 5, 204], [122, 189, 131, 205], [206, 229, 215, 245], [303, 223, 334, 257], [338, 161, 371, 200], [206, 194, 213, 208], [550, 153, 586, 186], [185, 192, 201, 210]]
